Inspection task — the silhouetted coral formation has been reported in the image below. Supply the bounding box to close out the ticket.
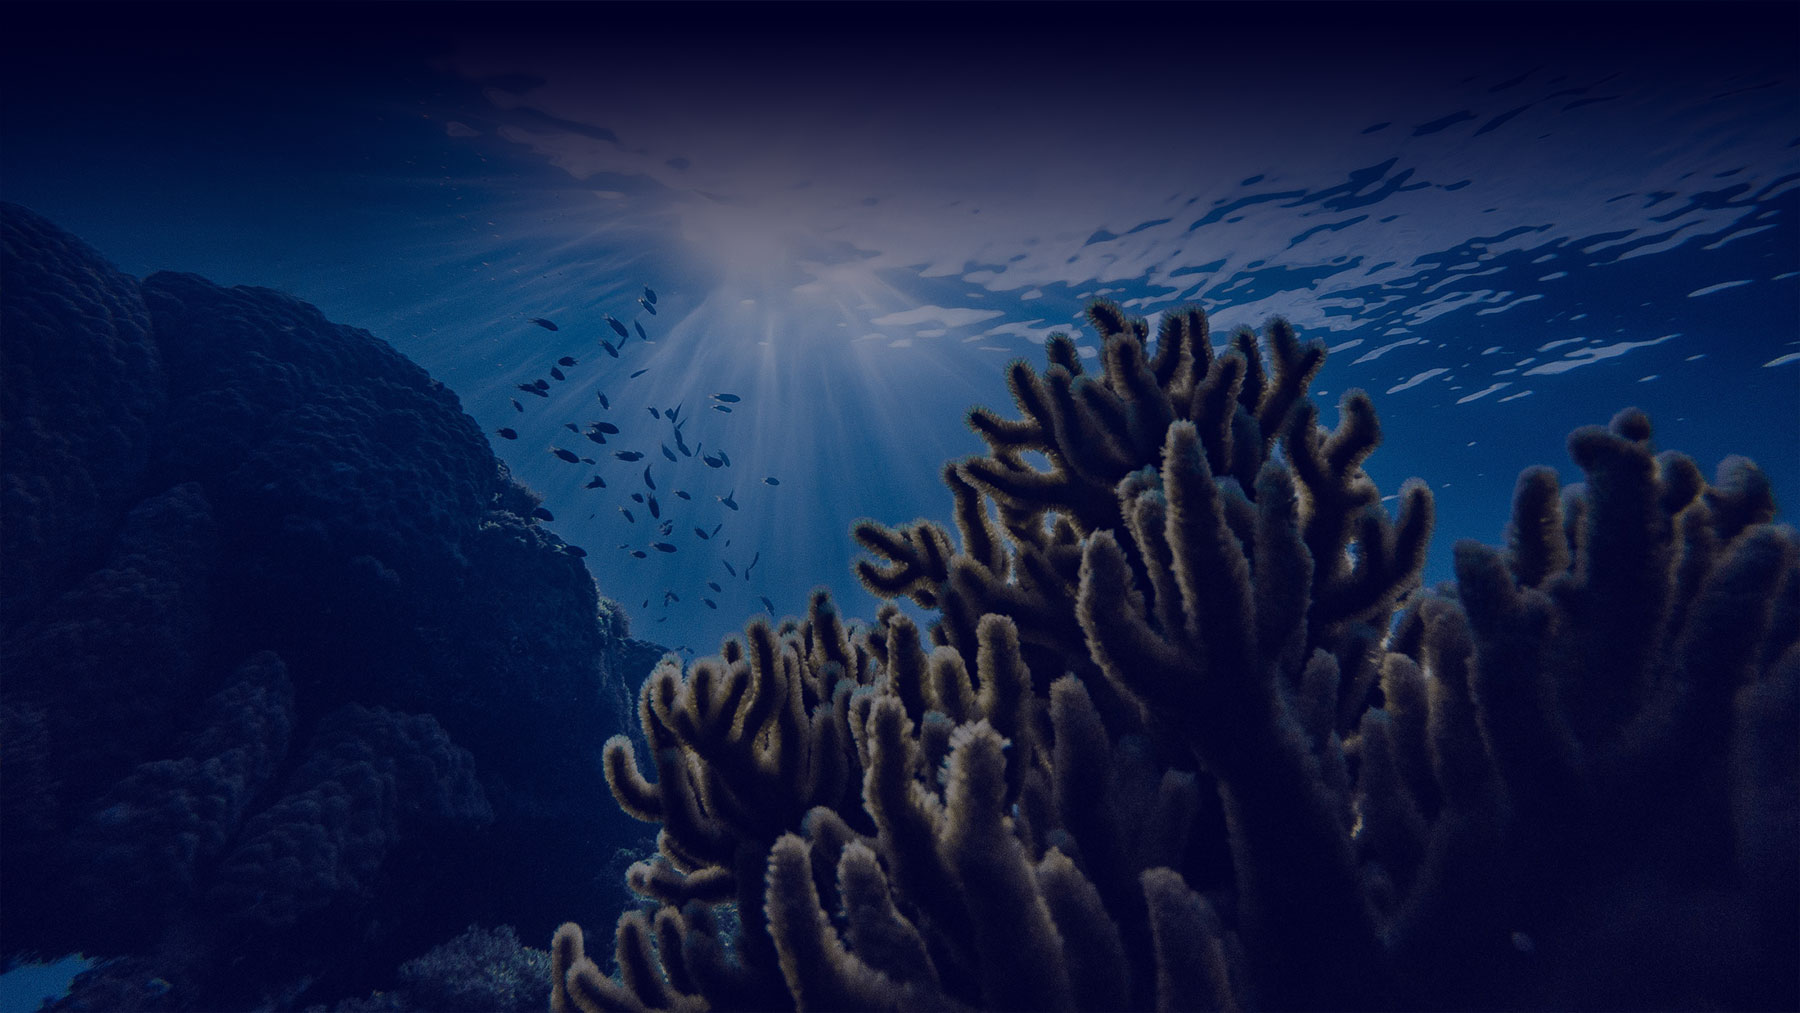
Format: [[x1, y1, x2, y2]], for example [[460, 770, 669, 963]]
[[558, 302, 1796, 1011], [0, 204, 663, 1010]]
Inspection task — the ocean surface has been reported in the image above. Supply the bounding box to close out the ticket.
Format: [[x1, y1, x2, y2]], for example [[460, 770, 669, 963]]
[[5, 2, 1796, 657]]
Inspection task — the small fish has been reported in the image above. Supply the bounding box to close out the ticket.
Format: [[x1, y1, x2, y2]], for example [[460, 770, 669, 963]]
[[614, 450, 645, 462], [582, 457, 596, 464], [718, 449, 731, 467], [553, 448, 580, 463], [694, 526, 710, 540], [675, 434, 692, 456], [703, 454, 722, 468], [631, 549, 647, 558], [533, 507, 555, 521], [674, 490, 691, 501], [658, 519, 673, 535], [606, 315, 629, 338], [652, 542, 677, 553], [643, 285, 658, 304], [534, 379, 550, 390], [707, 581, 722, 593], [511, 398, 524, 413], [664, 590, 680, 604], [566, 545, 587, 557], [648, 406, 661, 419], [712, 393, 742, 403], [639, 296, 656, 315], [495, 428, 518, 440], [710, 523, 723, 538], [634, 321, 647, 342], [713, 404, 733, 414], [585, 431, 607, 445], [723, 560, 738, 577], [631, 493, 644, 503], [517, 384, 549, 397], [661, 444, 678, 463], [596, 392, 611, 409], [656, 616, 667, 622], [592, 421, 620, 435], [530, 317, 559, 331], [621, 507, 636, 523], [550, 366, 566, 381], [760, 596, 775, 616], [600, 339, 619, 358], [630, 368, 648, 378], [585, 476, 606, 489], [703, 598, 717, 610], [642, 598, 650, 608], [647, 495, 661, 518], [744, 550, 760, 579], [668, 402, 683, 423], [764, 476, 779, 486], [558, 355, 578, 367], [643, 465, 655, 489], [563, 422, 579, 433]]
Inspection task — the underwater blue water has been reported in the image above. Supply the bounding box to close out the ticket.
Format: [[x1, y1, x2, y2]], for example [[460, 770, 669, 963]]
[[5, 2, 1795, 656]]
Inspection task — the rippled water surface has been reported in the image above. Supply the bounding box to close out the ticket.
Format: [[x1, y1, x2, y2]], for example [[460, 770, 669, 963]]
[[6, 3, 1795, 651]]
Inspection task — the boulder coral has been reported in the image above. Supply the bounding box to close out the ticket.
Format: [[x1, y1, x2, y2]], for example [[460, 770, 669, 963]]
[[555, 302, 1797, 1011]]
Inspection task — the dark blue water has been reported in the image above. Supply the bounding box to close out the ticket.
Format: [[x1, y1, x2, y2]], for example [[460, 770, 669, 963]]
[[5, 1, 1795, 656]]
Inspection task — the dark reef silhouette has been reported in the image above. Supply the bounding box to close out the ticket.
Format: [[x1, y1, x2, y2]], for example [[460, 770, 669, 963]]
[[557, 305, 1796, 1011], [0, 203, 663, 1011]]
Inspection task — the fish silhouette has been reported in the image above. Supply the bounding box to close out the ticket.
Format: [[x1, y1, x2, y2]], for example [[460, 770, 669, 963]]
[[600, 339, 619, 358], [639, 297, 656, 315], [652, 542, 677, 553], [592, 421, 620, 435], [648, 495, 660, 518], [643, 285, 657, 304], [707, 581, 722, 593], [760, 596, 775, 616], [674, 490, 691, 501], [530, 317, 559, 331], [565, 545, 587, 557], [550, 366, 566, 381], [614, 450, 645, 462], [596, 392, 611, 409], [661, 444, 678, 463], [634, 321, 647, 342], [630, 368, 649, 379], [620, 507, 636, 523], [712, 405, 732, 414], [495, 428, 518, 440], [585, 476, 606, 489], [553, 448, 580, 463], [563, 422, 579, 433], [712, 393, 742, 403], [558, 355, 578, 367], [605, 315, 629, 338], [763, 476, 779, 485], [694, 526, 710, 539], [511, 398, 524, 413], [643, 465, 655, 489]]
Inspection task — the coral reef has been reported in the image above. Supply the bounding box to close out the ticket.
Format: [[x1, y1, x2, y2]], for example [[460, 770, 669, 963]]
[[0, 204, 664, 1010], [556, 302, 1797, 1011]]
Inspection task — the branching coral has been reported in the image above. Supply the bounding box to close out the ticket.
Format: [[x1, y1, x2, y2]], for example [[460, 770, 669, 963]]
[[554, 301, 1797, 1011]]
